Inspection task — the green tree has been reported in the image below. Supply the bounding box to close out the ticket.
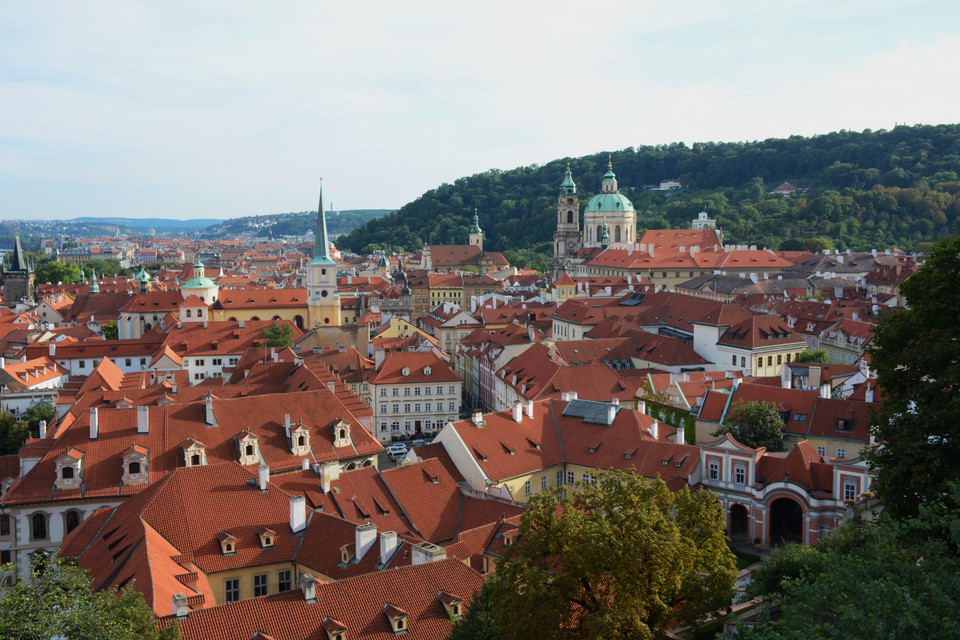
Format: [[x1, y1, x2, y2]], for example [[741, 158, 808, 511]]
[[103, 320, 119, 340], [713, 399, 785, 450], [868, 234, 960, 518], [489, 470, 736, 640], [34, 260, 82, 285], [261, 322, 295, 348], [0, 555, 180, 640], [0, 412, 31, 456], [447, 579, 501, 640], [794, 349, 829, 364], [741, 485, 960, 639]]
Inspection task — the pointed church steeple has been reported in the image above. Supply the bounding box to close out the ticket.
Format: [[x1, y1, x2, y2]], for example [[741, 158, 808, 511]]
[[11, 234, 30, 272], [469, 208, 484, 250], [560, 163, 577, 195], [89, 269, 100, 294], [312, 180, 334, 264]]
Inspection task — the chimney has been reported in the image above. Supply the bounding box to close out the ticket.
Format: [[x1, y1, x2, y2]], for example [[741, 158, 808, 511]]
[[356, 523, 377, 561], [289, 495, 307, 534], [650, 419, 659, 440], [637, 400, 646, 414], [525, 399, 534, 418], [676, 423, 685, 446], [172, 593, 190, 619], [606, 404, 616, 424], [472, 409, 484, 428], [865, 384, 875, 403], [39, 420, 47, 439], [205, 395, 215, 426], [49, 342, 56, 357], [89, 407, 99, 440], [327, 381, 335, 393], [284, 413, 291, 438], [299, 572, 317, 603], [239, 319, 245, 328], [320, 460, 341, 493], [411, 541, 447, 565], [569, 391, 578, 400], [302, 457, 310, 471], [380, 531, 398, 565], [749, 272, 758, 284], [133, 405, 149, 434], [512, 400, 523, 423], [611, 397, 619, 406], [375, 348, 385, 368], [258, 465, 269, 492]]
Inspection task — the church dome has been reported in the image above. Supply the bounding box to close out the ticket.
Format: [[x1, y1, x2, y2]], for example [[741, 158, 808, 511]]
[[585, 192, 635, 213]]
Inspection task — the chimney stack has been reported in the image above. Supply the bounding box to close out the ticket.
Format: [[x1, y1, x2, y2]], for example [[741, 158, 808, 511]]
[[137, 405, 149, 434], [411, 541, 447, 565], [472, 409, 484, 428], [205, 395, 215, 426], [39, 420, 47, 439], [299, 572, 317, 603], [49, 342, 56, 358], [512, 400, 523, 424], [650, 419, 659, 440], [525, 399, 534, 418], [380, 531, 398, 565], [637, 399, 646, 414], [284, 413, 291, 438], [258, 465, 269, 492], [320, 460, 341, 493], [173, 593, 190, 618], [606, 404, 616, 424], [289, 495, 307, 534], [302, 457, 310, 471], [356, 523, 377, 561], [89, 407, 99, 440]]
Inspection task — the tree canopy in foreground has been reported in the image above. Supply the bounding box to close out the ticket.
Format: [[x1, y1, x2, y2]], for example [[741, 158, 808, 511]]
[[486, 470, 736, 640], [868, 233, 960, 518], [0, 555, 179, 640]]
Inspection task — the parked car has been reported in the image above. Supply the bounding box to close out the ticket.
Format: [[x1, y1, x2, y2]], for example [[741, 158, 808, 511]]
[[410, 439, 428, 449], [386, 443, 408, 460]]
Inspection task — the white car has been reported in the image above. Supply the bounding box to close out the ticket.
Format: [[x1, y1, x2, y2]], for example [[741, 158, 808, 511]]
[[386, 443, 408, 460]]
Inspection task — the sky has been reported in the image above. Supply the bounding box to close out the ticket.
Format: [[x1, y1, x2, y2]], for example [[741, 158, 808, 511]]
[[2, 1, 959, 220]]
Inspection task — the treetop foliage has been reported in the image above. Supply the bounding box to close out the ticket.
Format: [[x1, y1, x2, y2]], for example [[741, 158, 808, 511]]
[[339, 124, 960, 256], [488, 470, 736, 640], [713, 399, 785, 450]]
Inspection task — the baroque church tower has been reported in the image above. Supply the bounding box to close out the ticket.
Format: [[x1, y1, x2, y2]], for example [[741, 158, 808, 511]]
[[306, 181, 341, 328], [553, 164, 581, 274], [582, 157, 635, 250]]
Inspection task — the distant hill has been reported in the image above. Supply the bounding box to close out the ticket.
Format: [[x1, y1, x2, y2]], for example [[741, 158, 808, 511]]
[[72, 217, 224, 230], [204, 209, 393, 239], [337, 124, 960, 256]]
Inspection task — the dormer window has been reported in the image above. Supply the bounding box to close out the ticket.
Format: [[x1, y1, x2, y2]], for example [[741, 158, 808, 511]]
[[218, 532, 237, 555], [401, 367, 410, 377], [54, 448, 84, 490], [182, 438, 207, 467], [423, 366, 431, 376], [237, 430, 260, 465], [322, 618, 348, 640], [257, 526, 276, 549], [331, 419, 351, 449], [383, 604, 409, 635], [291, 423, 311, 456], [122, 444, 149, 486], [438, 591, 464, 621]]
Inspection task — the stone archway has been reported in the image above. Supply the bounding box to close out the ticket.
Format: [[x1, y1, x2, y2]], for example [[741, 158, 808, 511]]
[[770, 497, 804, 545], [730, 504, 749, 539]]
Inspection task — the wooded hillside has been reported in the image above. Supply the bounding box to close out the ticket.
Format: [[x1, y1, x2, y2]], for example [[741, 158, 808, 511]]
[[338, 124, 960, 256]]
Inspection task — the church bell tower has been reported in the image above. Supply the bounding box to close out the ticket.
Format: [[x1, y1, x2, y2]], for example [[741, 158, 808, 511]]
[[306, 181, 341, 328], [553, 164, 581, 275]]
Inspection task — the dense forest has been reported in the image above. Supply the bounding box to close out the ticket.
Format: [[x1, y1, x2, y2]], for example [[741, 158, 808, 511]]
[[209, 209, 392, 239], [338, 124, 960, 259]]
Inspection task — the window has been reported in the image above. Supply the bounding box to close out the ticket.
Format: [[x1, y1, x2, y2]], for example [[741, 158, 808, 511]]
[[380, 422, 388, 432], [741, 356, 746, 367], [62, 467, 74, 480], [125, 358, 131, 366], [582, 473, 595, 484], [424, 420, 432, 431], [836, 448, 846, 459], [404, 421, 412, 431], [392, 404, 399, 414], [708, 460, 720, 481], [186, 309, 192, 318], [448, 402, 455, 411], [128, 461, 141, 475], [767, 356, 773, 367], [380, 404, 387, 413], [436, 386, 443, 395], [817, 446, 826, 456], [566, 471, 574, 485], [777, 354, 782, 365], [404, 387, 411, 396], [556, 470, 564, 488], [253, 573, 268, 597], [380, 389, 387, 397], [414, 387, 421, 396], [425, 402, 432, 412], [65, 510, 82, 534], [837, 419, 854, 432], [194, 373, 204, 380], [391, 421, 400, 432], [731, 354, 737, 365], [0, 514, 9, 537], [734, 464, 746, 485], [541, 475, 548, 490], [448, 385, 456, 395], [425, 386, 431, 395], [225, 578, 240, 603], [212, 358, 222, 366], [793, 413, 807, 422], [31, 513, 48, 540], [525, 480, 531, 495], [786, 353, 792, 363], [392, 388, 399, 397], [403, 404, 411, 413], [79, 360, 86, 369], [414, 403, 421, 412], [278, 570, 291, 592], [196, 359, 205, 366], [844, 481, 857, 501]]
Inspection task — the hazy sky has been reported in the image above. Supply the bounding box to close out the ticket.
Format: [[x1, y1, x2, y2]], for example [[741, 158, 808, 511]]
[[2, 1, 959, 220]]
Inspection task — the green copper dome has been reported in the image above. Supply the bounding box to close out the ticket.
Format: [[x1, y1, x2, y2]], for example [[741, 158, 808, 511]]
[[135, 266, 151, 282], [586, 192, 635, 212], [560, 164, 577, 194]]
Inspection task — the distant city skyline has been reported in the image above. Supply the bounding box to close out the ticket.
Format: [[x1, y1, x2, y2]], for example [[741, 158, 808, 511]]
[[2, 1, 959, 220]]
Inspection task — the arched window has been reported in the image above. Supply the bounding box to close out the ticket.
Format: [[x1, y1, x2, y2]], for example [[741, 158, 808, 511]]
[[31, 513, 48, 540], [65, 510, 82, 534], [597, 225, 603, 242], [567, 210, 573, 224], [186, 309, 192, 318], [615, 226, 621, 243]]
